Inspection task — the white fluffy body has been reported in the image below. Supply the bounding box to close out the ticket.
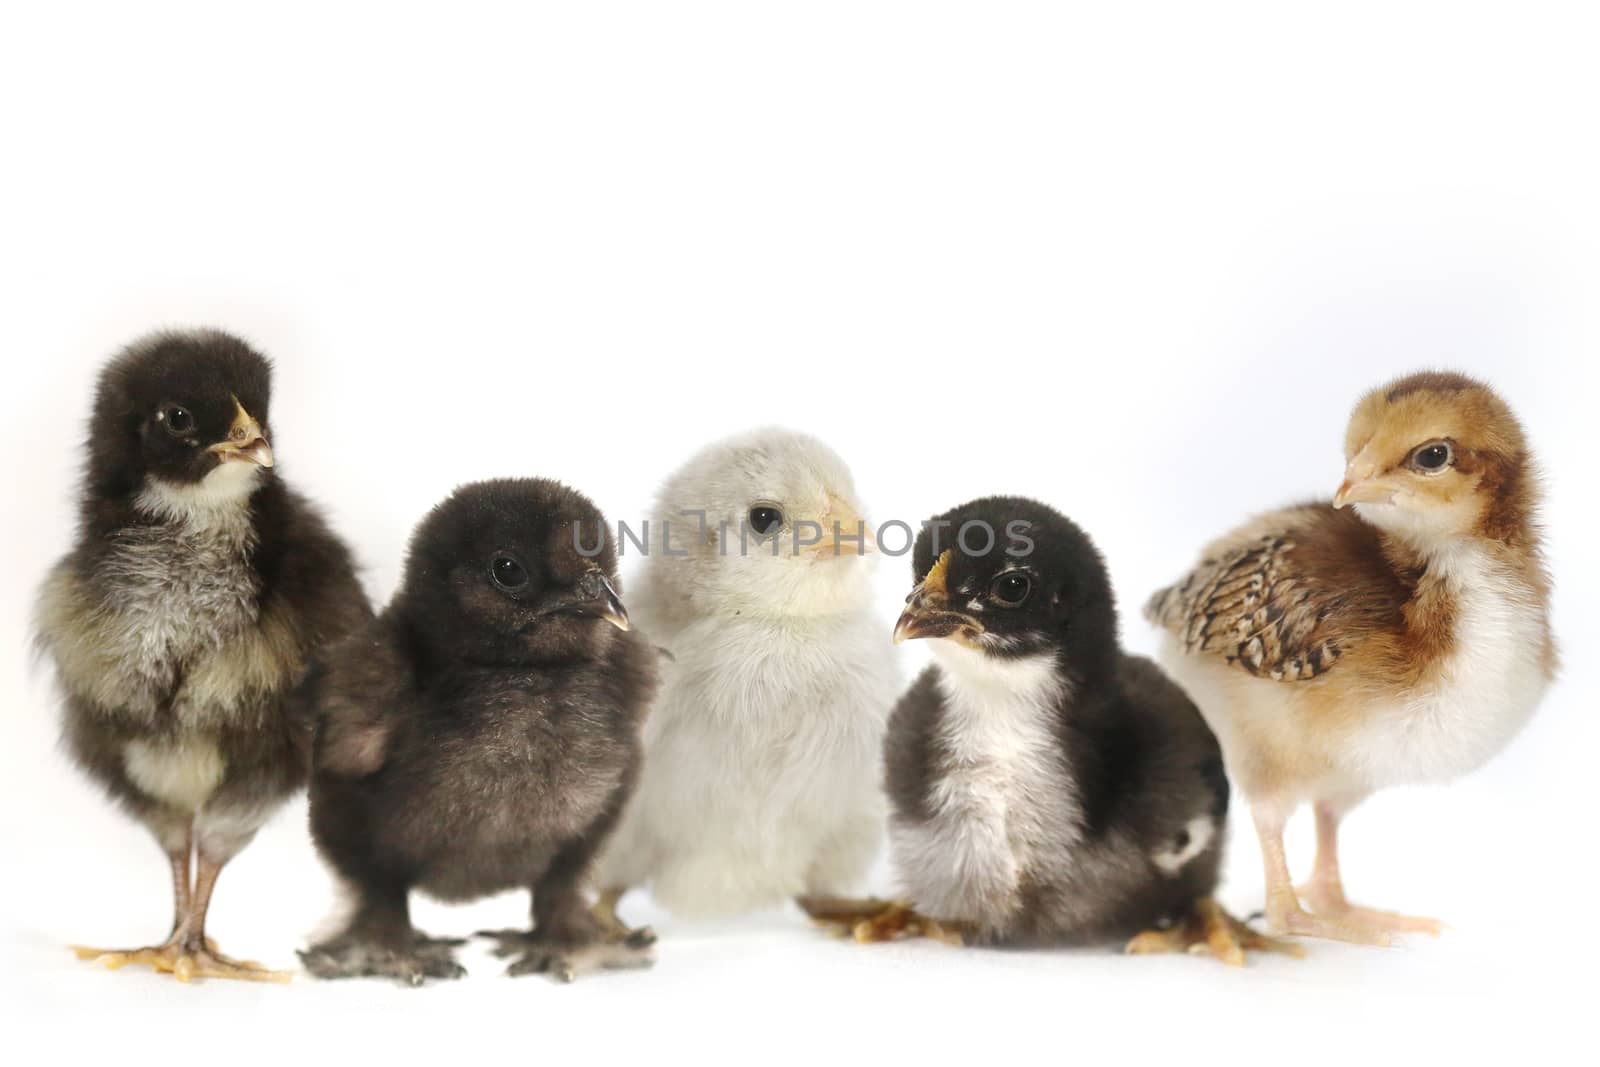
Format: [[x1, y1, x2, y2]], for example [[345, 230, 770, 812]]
[[595, 428, 899, 917]]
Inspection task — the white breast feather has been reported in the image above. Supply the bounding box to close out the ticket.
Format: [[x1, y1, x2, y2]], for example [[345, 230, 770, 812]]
[[1345, 542, 1551, 787], [99, 482, 262, 722], [123, 738, 226, 812], [893, 645, 1079, 926]]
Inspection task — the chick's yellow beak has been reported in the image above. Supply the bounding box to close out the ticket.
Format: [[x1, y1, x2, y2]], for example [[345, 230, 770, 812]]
[[806, 494, 878, 559], [892, 550, 985, 647], [1333, 472, 1399, 509], [209, 399, 274, 469]]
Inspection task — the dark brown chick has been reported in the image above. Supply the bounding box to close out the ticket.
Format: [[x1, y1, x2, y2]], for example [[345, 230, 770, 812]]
[[299, 478, 658, 985]]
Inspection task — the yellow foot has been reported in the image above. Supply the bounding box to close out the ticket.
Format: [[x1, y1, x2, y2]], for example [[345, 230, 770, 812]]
[[589, 890, 656, 947], [72, 941, 291, 984], [1267, 903, 1395, 947], [1296, 885, 1445, 937], [1329, 905, 1444, 936], [1126, 898, 1305, 967], [796, 897, 968, 946]]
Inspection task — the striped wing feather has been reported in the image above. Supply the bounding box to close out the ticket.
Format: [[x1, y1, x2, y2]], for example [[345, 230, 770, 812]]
[[1145, 504, 1403, 683]]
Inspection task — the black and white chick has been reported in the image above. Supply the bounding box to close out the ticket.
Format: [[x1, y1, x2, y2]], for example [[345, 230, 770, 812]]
[[298, 478, 658, 986], [33, 330, 371, 982], [807, 497, 1296, 965]]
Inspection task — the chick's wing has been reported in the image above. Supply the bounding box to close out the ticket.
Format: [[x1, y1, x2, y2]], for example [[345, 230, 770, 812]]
[[1145, 503, 1406, 683]]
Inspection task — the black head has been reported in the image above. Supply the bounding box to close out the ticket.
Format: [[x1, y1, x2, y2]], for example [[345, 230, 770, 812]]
[[895, 496, 1119, 676], [84, 330, 276, 506], [400, 478, 630, 666]]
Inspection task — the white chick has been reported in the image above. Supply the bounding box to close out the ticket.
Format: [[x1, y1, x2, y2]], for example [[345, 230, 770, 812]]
[[593, 428, 898, 921]]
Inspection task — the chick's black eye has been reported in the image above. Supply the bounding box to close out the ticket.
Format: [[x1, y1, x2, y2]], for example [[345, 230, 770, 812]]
[[158, 404, 194, 436], [1411, 441, 1453, 472], [489, 555, 529, 591], [990, 572, 1031, 607], [748, 505, 784, 535]]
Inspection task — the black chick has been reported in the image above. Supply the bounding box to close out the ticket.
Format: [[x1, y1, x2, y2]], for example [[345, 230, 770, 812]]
[[33, 329, 371, 982], [299, 478, 658, 985], [805, 497, 1295, 965]]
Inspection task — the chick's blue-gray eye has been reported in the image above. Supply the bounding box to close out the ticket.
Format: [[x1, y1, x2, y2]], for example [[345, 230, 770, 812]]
[[159, 404, 195, 436], [991, 572, 1031, 607], [489, 555, 529, 591], [748, 505, 783, 535], [1412, 441, 1453, 472]]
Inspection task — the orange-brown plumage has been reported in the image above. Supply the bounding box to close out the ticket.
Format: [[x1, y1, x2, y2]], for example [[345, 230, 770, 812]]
[[1146, 370, 1554, 944]]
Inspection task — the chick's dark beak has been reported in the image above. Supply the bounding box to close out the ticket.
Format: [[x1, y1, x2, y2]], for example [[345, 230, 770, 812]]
[[893, 605, 985, 645], [563, 571, 631, 632], [892, 550, 985, 647]]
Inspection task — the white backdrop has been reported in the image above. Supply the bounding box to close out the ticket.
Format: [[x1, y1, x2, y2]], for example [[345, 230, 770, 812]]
[[2, 2, 1594, 1062]]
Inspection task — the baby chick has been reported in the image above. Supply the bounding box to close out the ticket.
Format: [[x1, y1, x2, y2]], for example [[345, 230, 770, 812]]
[[593, 428, 898, 922], [33, 330, 370, 982], [299, 478, 657, 985], [805, 498, 1291, 964], [1147, 371, 1555, 944]]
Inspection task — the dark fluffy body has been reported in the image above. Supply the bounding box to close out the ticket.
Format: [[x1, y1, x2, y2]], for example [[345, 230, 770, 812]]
[[885, 497, 1229, 945], [35, 330, 369, 893], [301, 478, 657, 982], [49, 482, 371, 847]]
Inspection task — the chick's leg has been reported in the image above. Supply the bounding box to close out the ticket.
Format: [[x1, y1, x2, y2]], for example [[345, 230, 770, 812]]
[[1253, 804, 1391, 946], [74, 819, 289, 982], [1125, 897, 1303, 966], [166, 842, 194, 937], [165, 843, 293, 982], [1297, 800, 1444, 936], [484, 839, 654, 982], [797, 897, 970, 946], [72, 824, 207, 977]]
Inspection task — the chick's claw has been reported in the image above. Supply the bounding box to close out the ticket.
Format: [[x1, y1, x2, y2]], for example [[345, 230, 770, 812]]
[[73, 941, 291, 984], [297, 936, 466, 986], [1271, 906, 1395, 947], [798, 897, 968, 946], [1295, 884, 1445, 937], [1326, 906, 1444, 937], [481, 930, 655, 982], [1125, 897, 1304, 967]]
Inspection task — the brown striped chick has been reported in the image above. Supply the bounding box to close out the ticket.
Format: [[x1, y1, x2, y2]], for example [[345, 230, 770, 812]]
[[1146, 371, 1555, 945]]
